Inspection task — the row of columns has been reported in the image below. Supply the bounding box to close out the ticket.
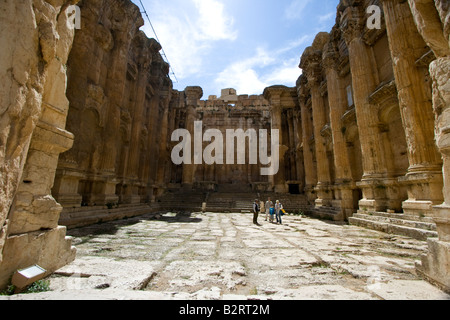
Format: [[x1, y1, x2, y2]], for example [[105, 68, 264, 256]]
[[295, 0, 448, 291], [297, 0, 444, 221], [52, 0, 175, 208]]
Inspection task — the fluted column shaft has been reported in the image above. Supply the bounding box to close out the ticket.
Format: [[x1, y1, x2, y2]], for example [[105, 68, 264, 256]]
[[383, 0, 443, 215]]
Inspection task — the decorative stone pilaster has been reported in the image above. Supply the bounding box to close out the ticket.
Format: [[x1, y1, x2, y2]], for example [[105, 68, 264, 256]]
[[293, 110, 306, 192], [340, 3, 392, 212], [408, 0, 450, 293], [323, 33, 355, 219], [264, 86, 290, 193], [297, 75, 318, 204], [0, 0, 78, 289], [182, 86, 203, 189], [156, 87, 173, 196], [382, 0, 443, 217], [123, 40, 155, 205], [300, 34, 334, 208]]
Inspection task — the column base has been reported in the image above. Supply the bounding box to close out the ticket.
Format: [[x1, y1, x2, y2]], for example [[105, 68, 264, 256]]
[[331, 183, 357, 220], [52, 169, 84, 209], [274, 184, 288, 194], [83, 179, 119, 206], [304, 185, 317, 205], [357, 178, 406, 212], [399, 171, 444, 217], [402, 200, 435, 217], [415, 204, 450, 293], [122, 195, 142, 205], [314, 182, 333, 208], [433, 204, 450, 242], [0, 226, 76, 290], [416, 238, 450, 294]]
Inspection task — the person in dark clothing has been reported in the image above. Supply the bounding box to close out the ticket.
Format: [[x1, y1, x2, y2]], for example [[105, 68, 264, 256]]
[[253, 199, 261, 226]]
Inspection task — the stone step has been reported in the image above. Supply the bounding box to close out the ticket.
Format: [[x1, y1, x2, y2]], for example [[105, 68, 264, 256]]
[[356, 210, 435, 224], [352, 213, 437, 231], [307, 206, 343, 221], [348, 216, 438, 241], [60, 205, 157, 229]]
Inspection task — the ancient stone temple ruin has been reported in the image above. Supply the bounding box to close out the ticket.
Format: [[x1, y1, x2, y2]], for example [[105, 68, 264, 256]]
[[0, 0, 449, 293]]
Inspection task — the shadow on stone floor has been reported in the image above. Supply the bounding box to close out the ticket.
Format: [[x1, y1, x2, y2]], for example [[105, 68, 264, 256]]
[[67, 211, 203, 238]]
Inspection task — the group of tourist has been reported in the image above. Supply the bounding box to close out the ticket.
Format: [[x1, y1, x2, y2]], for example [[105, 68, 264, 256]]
[[252, 197, 284, 226]]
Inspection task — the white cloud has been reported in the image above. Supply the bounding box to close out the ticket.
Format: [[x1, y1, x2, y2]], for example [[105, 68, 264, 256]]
[[192, 0, 238, 41], [214, 47, 275, 94], [214, 45, 302, 95], [318, 12, 335, 23], [264, 59, 302, 85], [140, 0, 237, 81], [284, 0, 313, 20]]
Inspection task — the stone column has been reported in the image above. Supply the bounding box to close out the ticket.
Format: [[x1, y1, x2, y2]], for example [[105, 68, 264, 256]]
[[93, 37, 132, 204], [263, 86, 289, 193], [127, 43, 154, 180], [145, 77, 162, 201], [122, 44, 152, 204], [340, 5, 391, 212], [272, 105, 288, 193], [323, 37, 355, 219], [408, 0, 450, 293], [382, 0, 444, 217], [182, 86, 203, 189], [297, 75, 318, 203], [293, 110, 306, 192], [156, 88, 172, 195], [300, 37, 333, 207], [52, 0, 114, 209]]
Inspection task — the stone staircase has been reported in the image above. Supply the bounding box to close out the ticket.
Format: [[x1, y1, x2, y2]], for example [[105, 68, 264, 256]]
[[205, 192, 258, 212], [259, 193, 310, 214], [309, 206, 344, 221], [348, 210, 438, 241], [60, 204, 160, 229], [156, 189, 206, 212]]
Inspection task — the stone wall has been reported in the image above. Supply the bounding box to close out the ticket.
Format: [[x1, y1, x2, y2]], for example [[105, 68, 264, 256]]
[[406, 0, 450, 293], [52, 0, 175, 211], [0, 0, 448, 293], [296, 0, 443, 220], [166, 86, 302, 194], [0, 0, 79, 288], [292, 0, 449, 292]]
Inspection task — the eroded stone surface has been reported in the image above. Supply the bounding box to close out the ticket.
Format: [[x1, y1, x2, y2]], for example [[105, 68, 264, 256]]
[[3, 212, 449, 300]]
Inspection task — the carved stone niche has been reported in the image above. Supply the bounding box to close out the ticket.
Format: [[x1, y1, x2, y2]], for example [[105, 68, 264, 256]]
[[341, 107, 357, 129], [368, 79, 398, 108]]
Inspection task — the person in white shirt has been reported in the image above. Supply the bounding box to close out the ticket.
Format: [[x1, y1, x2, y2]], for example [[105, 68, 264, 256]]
[[275, 200, 283, 225], [265, 198, 274, 222]]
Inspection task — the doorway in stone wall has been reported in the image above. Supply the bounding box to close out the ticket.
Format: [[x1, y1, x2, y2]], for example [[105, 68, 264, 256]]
[[289, 184, 300, 195]]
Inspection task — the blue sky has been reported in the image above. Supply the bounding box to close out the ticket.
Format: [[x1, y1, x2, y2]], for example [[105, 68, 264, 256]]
[[132, 0, 339, 98]]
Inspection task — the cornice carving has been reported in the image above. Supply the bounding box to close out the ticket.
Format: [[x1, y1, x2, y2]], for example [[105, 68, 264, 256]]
[[339, 5, 365, 44]]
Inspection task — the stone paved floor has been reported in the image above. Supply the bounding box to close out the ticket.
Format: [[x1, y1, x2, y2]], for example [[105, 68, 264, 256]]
[[3, 212, 450, 300]]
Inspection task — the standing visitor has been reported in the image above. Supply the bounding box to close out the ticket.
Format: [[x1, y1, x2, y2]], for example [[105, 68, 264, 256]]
[[253, 199, 261, 226], [275, 200, 283, 225], [265, 197, 273, 222]]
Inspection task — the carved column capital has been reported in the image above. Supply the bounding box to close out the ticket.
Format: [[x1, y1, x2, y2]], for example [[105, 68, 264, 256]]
[[339, 5, 365, 44], [184, 86, 203, 107], [322, 43, 339, 71], [300, 48, 323, 86]]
